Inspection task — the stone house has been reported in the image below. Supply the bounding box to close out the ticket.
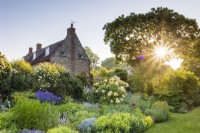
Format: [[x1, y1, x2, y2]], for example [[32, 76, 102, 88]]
[[23, 24, 90, 77]]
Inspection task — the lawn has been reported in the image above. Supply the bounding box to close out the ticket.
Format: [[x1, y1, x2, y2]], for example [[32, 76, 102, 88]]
[[145, 107, 200, 133]]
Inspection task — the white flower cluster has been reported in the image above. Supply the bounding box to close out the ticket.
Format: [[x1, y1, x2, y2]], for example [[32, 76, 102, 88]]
[[94, 76, 129, 104]]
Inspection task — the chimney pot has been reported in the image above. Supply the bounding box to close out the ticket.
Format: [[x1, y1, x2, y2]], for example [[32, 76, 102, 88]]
[[29, 47, 33, 54], [36, 43, 42, 51]]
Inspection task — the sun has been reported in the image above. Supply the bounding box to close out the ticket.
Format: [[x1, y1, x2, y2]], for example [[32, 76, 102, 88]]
[[154, 47, 168, 58]]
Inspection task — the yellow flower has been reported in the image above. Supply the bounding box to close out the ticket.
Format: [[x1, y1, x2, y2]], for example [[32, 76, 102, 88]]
[[113, 92, 118, 96]]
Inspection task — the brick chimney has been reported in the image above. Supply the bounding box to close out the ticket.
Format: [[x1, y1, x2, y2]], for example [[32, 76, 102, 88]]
[[67, 24, 76, 74], [36, 43, 42, 51], [29, 47, 33, 54], [67, 23, 76, 36]]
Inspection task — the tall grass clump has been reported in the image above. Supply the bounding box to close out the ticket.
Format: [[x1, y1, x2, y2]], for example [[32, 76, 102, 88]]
[[145, 101, 169, 122]]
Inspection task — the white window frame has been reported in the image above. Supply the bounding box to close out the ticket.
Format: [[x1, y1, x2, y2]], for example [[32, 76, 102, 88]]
[[33, 52, 36, 60], [45, 47, 49, 56]]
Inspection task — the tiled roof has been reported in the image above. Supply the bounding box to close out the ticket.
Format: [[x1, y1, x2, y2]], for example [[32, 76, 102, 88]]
[[24, 40, 64, 65]]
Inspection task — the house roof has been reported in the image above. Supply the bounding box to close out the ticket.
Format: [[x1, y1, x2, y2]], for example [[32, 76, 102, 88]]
[[24, 40, 64, 65]]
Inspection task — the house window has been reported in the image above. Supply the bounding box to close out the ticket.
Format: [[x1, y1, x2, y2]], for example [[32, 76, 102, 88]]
[[33, 52, 36, 60], [45, 47, 49, 56], [78, 53, 84, 59], [59, 51, 67, 57]]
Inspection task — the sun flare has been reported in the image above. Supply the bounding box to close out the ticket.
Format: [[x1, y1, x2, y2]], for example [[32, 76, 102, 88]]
[[154, 47, 168, 58], [165, 58, 183, 70]]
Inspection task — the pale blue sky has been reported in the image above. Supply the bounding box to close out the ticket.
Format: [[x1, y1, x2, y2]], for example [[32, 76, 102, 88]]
[[0, 0, 200, 62]]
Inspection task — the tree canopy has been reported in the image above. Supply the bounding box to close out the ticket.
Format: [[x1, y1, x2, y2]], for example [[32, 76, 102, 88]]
[[84, 46, 100, 70], [103, 7, 200, 66], [101, 57, 121, 69]]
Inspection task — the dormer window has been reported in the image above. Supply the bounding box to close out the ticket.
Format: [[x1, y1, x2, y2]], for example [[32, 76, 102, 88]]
[[33, 52, 36, 60], [78, 53, 84, 59], [45, 47, 49, 56]]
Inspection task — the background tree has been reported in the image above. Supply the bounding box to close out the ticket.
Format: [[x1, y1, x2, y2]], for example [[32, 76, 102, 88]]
[[84, 46, 100, 70], [10, 59, 33, 92], [0, 52, 11, 100], [101, 57, 121, 69], [103, 7, 200, 67]]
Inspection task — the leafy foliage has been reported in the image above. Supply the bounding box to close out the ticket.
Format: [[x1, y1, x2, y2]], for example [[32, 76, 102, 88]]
[[79, 118, 97, 133], [145, 101, 170, 122], [33, 62, 84, 99], [94, 113, 149, 133], [10, 60, 33, 92], [84, 46, 100, 70], [69, 110, 98, 129], [47, 126, 78, 133], [0, 52, 11, 100], [11, 91, 35, 103], [33, 62, 66, 92], [146, 69, 200, 110], [18, 129, 45, 133], [101, 57, 121, 69], [1, 99, 59, 131], [103, 7, 200, 66], [93, 76, 128, 104]]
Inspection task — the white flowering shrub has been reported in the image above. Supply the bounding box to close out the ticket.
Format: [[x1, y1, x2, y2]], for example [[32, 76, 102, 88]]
[[33, 62, 66, 92], [93, 76, 128, 104]]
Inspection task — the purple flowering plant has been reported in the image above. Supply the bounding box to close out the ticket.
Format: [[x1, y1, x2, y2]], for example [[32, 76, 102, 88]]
[[35, 90, 62, 104]]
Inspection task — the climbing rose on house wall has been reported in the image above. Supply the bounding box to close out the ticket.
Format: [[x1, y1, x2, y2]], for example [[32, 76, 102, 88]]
[[93, 76, 128, 104]]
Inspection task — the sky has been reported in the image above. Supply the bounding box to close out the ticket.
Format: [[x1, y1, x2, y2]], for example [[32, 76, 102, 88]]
[[0, 0, 200, 62]]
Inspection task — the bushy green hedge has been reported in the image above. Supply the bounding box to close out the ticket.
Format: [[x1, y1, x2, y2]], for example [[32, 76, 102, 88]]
[[33, 62, 84, 99], [69, 110, 99, 129], [0, 52, 11, 100], [10, 60, 33, 92], [93, 113, 152, 133], [1, 99, 59, 131], [146, 69, 200, 111]]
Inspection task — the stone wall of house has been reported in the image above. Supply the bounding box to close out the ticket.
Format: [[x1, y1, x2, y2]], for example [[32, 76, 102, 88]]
[[50, 36, 72, 73], [51, 31, 90, 77], [74, 35, 90, 77]]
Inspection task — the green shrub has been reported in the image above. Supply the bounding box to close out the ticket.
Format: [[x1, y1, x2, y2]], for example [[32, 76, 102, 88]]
[[58, 102, 83, 116], [94, 113, 147, 133], [34, 63, 84, 99], [147, 69, 200, 111], [69, 110, 98, 129], [145, 101, 169, 122], [123, 93, 153, 112], [47, 126, 78, 133], [0, 111, 17, 132], [110, 68, 128, 82], [10, 60, 33, 92], [11, 91, 35, 103], [33, 62, 66, 91], [3, 99, 59, 131], [144, 116, 154, 128], [103, 104, 133, 114], [79, 118, 97, 133], [0, 52, 11, 100]]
